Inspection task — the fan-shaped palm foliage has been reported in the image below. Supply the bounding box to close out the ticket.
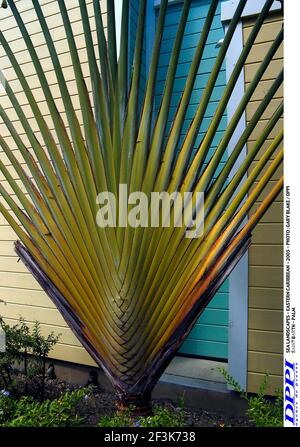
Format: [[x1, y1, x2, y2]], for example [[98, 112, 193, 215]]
[[0, 0, 283, 411]]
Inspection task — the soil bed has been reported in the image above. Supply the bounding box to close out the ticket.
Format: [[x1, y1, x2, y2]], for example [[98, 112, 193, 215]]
[[7, 374, 253, 427]]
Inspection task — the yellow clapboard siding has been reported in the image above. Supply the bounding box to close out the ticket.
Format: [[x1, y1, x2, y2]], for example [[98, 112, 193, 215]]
[[0, 77, 92, 107], [0, 316, 95, 366], [252, 142, 282, 163], [244, 59, 283, 84], [0, 28, 102, 61], [0, 286, 55, 308], [245, 80, 283, 102], [1, 302, 66, 326], [1, 3, 99, 38], [1, 193, 26, 210], [248, 308, 283, 332], [248, 351, 283, 376], [0, 0, 108, 371], [244, 18, 282, 43], [247, 372, 282, 395], [0, 162, 31, 180], [249, 181, 283, 203], [250, 201, 283, 223], [1, 179, 28, 196], [0, 272, 42, 291], [243, 12, 282, 28], [0, 241, 16, 257], [249, 245, 283, 266], [1, 64, 92, 105], [244, 8, 283, 396], [249, 287, 283, 310], [246, 97, 283, 121], [249, 266, 283, 289], [245, 41, 282, 65], [2, 106, 85, 134], [248, 330, 283, 354], [4, 95, 82, 119], [0, 256, 30, 274], [4, 317, 82, 347], [251, 182, 283, 204], [0, 210, 18, 226], [248, 118, 283, 143], [49, 344, 95, 367], [2, 47, 95, 84], [252, 223, 283, 244], [0, 226, 18, 241], [0, 1, 102, 33], [249, 160, 282, 181]]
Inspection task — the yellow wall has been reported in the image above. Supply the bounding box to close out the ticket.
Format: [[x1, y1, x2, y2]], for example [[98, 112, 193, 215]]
[[0, 0, 108, 367], [243, 12, 283, 394]]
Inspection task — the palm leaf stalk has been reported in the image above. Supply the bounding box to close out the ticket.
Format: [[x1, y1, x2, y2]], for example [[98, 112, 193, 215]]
[[0, 0, 283, 412], [121, 0, 281, 299]]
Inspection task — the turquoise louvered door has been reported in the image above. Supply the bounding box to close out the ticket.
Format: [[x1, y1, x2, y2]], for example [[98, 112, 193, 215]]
[[154, 0, 229, 360]]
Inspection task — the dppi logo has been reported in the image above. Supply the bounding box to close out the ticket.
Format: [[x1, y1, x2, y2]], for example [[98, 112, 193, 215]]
[[285, 359, 298, 426]]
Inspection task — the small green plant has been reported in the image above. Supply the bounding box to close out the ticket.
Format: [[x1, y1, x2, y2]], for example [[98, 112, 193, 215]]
[[98, 397, 186, 427], [0, 317, 27, 387], [220, 368, 283, 427], [0, 390, 17, 425], [0, 316, 60, 398], [98, 407, 133, 427], [1, 388, 89, 427], [138, 405, 185, 427]]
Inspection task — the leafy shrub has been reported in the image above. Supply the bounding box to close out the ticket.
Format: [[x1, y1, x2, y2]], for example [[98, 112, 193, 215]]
[[138, 404, 185, 427], [1, 388, 89, 427], [220, 368, 283, 427], [0, 316, 60, 397], [98, 399, 186, 427], [98, 408, 133, 427], [0, 389, 17, 425]]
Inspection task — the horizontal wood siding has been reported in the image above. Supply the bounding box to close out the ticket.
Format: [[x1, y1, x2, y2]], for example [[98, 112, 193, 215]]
[[243, 12, 283, 395], [0, 0, 110, 367]]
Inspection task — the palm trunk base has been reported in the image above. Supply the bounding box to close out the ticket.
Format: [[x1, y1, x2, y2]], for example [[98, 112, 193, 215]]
[[116, 391, 153, 416]]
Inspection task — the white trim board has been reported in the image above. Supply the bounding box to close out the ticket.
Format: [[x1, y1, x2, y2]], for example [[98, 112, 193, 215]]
[[223, 20, 248, 390], [154, 0, 282, 15], [221, 0, 282, 22]]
